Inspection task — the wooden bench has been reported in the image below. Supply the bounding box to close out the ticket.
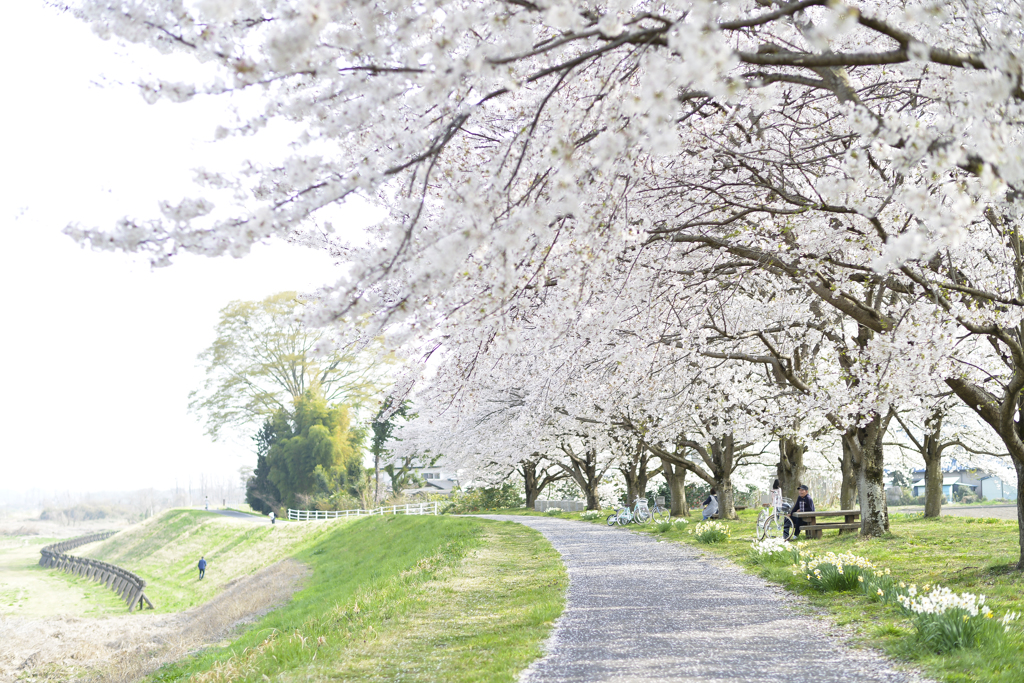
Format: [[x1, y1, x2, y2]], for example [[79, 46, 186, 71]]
[[792, 509, 860, 539], [709, 505, 747, 519]]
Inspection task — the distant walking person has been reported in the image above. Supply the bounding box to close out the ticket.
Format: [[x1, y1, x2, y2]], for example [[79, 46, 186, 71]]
[[269, 510, 276, 525], [198, 556, 207, 580], [205, 497, 209, 511]]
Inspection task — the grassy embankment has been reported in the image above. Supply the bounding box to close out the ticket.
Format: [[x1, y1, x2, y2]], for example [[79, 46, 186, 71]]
[[148, 515, 566, 683], [79, 509, 336, 613], [0, 535, 130, 617], [566, 506, 1022, 683]]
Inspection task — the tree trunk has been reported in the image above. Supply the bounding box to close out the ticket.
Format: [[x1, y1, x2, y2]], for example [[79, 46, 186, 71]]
[[717, 477, 736, 521], [662, 460, 689, 517], [710, 435, 737, 519], [523, 461, 541, 510], [855, 414, 890, 536], [561, 446, 604, 511], [922, 441, 943, 518], [945, 377, 1024, 569], [777, 436, 805, 502], [839, 438, 858, 511], [619, 443, 657, 506], [1016, 458, 1024, 569], [622, 467, 639, 506]]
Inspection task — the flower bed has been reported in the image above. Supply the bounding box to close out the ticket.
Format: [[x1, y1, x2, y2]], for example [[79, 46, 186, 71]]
[[748, 537, 795, 564], [787, 547, 1020, 654], [795, 551, 876, 592]]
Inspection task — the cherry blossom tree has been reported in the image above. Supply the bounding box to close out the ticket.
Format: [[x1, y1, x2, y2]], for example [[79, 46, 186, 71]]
[[68, 0, 1024, 564]]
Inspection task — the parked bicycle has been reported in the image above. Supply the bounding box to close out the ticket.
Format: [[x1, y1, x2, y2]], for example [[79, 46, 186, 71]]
[[606, 497, 665, 526], [757, 497, 794, 540], [649, 498, 669, 523]]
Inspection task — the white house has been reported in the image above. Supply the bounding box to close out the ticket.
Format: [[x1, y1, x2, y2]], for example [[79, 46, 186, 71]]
[[980, 475, 1018, 501], [404, 463, 458, 495], [911, 474, 976, 499]]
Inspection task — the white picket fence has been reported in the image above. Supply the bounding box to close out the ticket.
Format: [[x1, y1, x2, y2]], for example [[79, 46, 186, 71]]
[[288, 500, 440, 521]]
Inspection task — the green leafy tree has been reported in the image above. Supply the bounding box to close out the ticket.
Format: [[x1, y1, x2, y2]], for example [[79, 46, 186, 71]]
[[266, 391, 366, 509], [189, 291, 381, 440], [370, 396, 414, 502], [245, 416, 285, 514]]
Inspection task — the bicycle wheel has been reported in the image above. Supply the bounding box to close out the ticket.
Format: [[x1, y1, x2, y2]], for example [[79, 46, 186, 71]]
[[635, 507, 651, 524], [607, 513, 618, 527], [652, 505, 669, 523], [782, 516, 795, 540], [756, 508, 772, 540], [764, 514, 783, 539]]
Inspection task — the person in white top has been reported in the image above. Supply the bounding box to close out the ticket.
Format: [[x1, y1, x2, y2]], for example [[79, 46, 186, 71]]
[[770, 479, 783, 511]]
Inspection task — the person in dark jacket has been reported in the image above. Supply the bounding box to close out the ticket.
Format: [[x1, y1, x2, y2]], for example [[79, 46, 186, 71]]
[[789, 485, 815, 539], [198, 556, 207, 580]]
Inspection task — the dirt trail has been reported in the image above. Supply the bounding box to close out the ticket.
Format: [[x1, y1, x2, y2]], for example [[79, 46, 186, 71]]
[[0, 558, 308, 683]]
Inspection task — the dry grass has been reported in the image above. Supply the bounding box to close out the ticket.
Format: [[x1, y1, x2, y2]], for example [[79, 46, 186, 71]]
[[0, 558, 308, 682]]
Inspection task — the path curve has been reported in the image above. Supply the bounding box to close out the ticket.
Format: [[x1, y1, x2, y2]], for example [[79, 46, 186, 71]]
[[194, 508, 272, 523], [485, 516, 929, 683]]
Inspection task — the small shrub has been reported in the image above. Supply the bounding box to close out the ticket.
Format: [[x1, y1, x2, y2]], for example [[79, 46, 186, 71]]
[[690, 520, 731, 544], [655, 521, 673, 533], [544, 509, 563, 516], [441, 484, 525, 513]]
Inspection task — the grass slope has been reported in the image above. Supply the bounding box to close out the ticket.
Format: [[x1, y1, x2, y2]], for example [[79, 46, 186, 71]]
[[581, 508, 1023, 683], [151, 515, 566, 683], [82, 509, 338, 612], [0, 537, 129, 617]]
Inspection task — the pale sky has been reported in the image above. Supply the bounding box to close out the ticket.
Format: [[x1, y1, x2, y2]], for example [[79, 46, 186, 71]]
[[0, 2, 377, 501]]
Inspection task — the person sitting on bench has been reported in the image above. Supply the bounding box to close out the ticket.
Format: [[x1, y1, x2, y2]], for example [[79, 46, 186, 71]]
[[702, 489, 719, 521], [789, 484, 815, 539]]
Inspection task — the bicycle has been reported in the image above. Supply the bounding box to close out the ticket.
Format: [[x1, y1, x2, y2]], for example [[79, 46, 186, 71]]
[[607, 497, 647, 526], [760, 498, 794, 540], [632, 497, 652, 524], [649, 498, 669, 523]]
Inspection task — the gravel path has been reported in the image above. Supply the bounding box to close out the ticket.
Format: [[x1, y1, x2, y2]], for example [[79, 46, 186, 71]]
[[484, 516, 930, 683], [890, 504, 1019, 521]]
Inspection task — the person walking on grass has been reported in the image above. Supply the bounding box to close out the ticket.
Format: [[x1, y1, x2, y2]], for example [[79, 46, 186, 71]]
[[269, 510, 276, 525], [198, 556, 207, 580]]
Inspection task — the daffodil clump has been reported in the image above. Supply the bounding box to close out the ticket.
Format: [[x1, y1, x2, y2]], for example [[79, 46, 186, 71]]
[[748, 536, 795, 564], [897, 584, 999, 651], [857, 567, 903, 606], [579, 510, 603, 521], [794, 551, 876, 592], [786, 548, 1020, 654], [690, 520, 731, 544], [655, 518, 690, 533]]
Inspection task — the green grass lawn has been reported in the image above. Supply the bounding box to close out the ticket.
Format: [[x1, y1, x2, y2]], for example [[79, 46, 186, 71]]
[[78, 509, 339, 612], [587, 508, 1023, 683], [149, 515, 566, 683]]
